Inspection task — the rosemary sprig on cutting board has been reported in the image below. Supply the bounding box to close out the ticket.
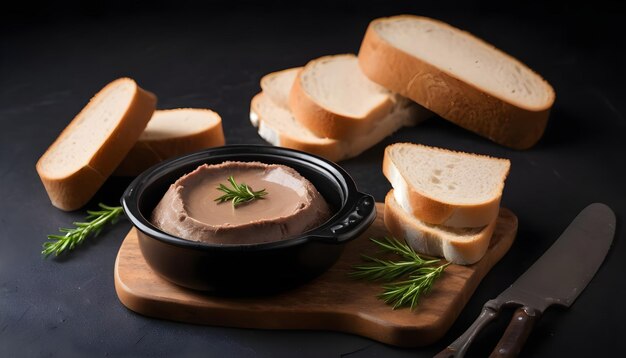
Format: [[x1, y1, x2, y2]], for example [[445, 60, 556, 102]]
[[351, 237, 450, 309]]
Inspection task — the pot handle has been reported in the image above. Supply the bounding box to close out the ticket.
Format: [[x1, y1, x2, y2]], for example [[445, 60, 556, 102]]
[[312, 194, 376, 244]]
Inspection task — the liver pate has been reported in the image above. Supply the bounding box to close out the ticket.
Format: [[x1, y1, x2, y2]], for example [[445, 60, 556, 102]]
[[151, 161, 331, 244]]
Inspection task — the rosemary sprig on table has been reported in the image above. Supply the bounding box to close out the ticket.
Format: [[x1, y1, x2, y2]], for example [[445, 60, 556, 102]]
[[42, 203, 124, 257], [214, 175, 268, 207], [350, 237, 450, 309]]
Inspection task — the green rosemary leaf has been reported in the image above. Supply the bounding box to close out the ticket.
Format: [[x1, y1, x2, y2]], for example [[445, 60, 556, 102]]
[[214, 175, 268, 208], [351, 237, 450, 310], [42, 203, 124, 257]]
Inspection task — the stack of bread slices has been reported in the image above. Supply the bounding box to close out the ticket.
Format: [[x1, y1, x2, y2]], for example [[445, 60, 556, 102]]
[[382, 143, 511, 265], [36, 78, 225, 211], [252, 15, 555, 157], [250, 54, 432, 162]]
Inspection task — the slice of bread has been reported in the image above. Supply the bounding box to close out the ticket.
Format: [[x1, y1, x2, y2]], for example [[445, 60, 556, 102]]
[[289, 54, 407, 139], [383, 143, 510, 228], [250, 92, 424, 162], [251, 92, 338, 160], [359, 15, 555, 149], [36, 78, 157, 210], [384, 190, 497, 265], [114, 109, 225, 176], [261, 67, 300, 108]]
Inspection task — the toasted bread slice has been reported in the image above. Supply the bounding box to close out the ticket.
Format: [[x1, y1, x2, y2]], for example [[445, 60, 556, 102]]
[[383, 143, 510, 228], [261, 67, 300, 108], [36, 78, 156, 210], [250, 92, 423, 162], [384, 190, 497, 265], [289, 54, 408, 139], [114, 109, 225, 176], [359, 15, 555, 149], [252, 66, 430, 161]]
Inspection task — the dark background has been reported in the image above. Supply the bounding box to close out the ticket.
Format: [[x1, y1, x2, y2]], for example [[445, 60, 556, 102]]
[[1, 1, 625, 357]]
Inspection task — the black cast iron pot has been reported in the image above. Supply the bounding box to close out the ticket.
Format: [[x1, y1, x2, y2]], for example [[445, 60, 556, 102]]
[[121, 145, 376, 294]]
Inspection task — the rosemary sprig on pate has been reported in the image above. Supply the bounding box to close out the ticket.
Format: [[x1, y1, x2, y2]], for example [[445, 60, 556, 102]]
[[214, 175, 268, 208]]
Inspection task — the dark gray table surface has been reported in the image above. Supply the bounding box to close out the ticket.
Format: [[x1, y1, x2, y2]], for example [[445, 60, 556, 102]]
[[1, 2, 625, 357]]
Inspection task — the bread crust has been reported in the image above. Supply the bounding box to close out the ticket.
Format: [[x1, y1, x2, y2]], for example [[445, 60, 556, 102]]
[[278, 135, 341, 162], [36, 78, 157, 210], [384, 190, 496, 265], [288, 54, 396, 140], [250, 93, 341, 161], [114, 109, 225, 176], [253, 93, 426, 162], [38, 165, 107, 212], [382, 144, 506, 228], [359, 15, 555, 149], [260, 67, 301, 108]]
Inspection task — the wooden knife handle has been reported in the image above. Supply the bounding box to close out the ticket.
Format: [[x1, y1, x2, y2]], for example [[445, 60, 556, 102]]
[[489, 306, 541, 358], [434, 302, 500, 358]]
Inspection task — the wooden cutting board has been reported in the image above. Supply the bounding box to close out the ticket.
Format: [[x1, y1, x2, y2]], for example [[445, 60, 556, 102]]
[[114, 203, 517, 347]]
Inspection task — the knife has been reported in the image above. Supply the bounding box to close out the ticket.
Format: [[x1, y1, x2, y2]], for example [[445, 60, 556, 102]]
[[434, 203, 616, 358]]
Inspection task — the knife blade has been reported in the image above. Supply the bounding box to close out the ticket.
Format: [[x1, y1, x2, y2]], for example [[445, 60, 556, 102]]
[[435, 203, 616, 358]]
